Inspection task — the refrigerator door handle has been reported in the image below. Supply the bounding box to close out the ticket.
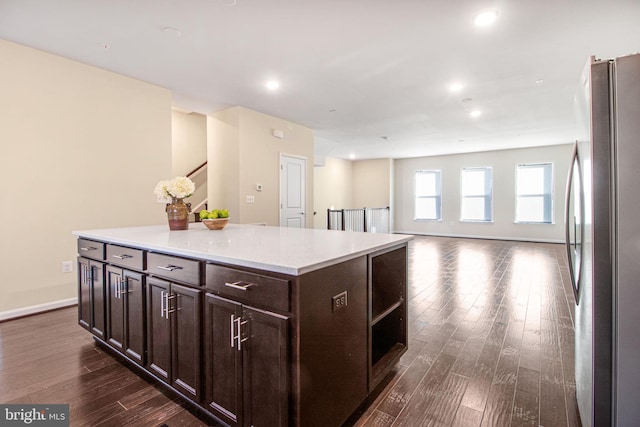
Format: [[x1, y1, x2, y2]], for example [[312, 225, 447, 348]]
[[565, 141, 582, 303]]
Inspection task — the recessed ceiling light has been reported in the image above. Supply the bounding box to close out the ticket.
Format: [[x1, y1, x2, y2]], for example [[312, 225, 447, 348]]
[[266, 80, 280, 90], [449, 83, 464, 92], [474, 10, 499, 27], [470, 110, 482, 118], [163, 27, 182, 37], [349, 154, 356, 160], [535, 79, 544, 85]]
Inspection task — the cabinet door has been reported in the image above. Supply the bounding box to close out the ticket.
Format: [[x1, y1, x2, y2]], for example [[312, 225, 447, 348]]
[[243, 306, 289, 427], [146, 277, 171, 382], [204, 294, 243, 427], [106, 266, 125, 352], [90, 260, 106, 340], [78, 257, 91, 331], [124, 270, 145, 365], [171, 283, 202, 401]]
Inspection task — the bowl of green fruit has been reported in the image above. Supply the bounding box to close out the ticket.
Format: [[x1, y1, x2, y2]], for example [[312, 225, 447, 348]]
[[199, 209, 230, 230]]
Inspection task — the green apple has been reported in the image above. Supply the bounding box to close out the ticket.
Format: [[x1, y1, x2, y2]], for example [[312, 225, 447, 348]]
[[219, 209, 229, 218], [207, 210, 219, 219], [199, 210, 209, 220]]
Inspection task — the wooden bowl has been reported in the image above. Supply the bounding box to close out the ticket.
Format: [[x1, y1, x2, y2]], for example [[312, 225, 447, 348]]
[[202, 218, 229, 230]]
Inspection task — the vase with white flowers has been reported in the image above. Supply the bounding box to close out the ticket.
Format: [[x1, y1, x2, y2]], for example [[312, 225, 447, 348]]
[[154, 176, 196, 230]]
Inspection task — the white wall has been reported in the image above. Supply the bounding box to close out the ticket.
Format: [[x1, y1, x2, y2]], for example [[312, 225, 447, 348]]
[[208, 107, 315, 227], [394, 144, 574, 242], [0, 40, 172, 316], [313, 157, 354, 229]]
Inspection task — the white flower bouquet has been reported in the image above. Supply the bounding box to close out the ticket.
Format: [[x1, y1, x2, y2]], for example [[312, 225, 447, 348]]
[[154, 176, 196, 202]]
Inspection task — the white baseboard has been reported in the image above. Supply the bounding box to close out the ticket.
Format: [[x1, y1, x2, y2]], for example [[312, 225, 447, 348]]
[[0, 297, 77, 322], [392, 230, 564, 244]]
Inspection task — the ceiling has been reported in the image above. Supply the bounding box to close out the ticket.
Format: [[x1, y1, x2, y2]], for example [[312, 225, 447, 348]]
[[1, 1, 638, 161]]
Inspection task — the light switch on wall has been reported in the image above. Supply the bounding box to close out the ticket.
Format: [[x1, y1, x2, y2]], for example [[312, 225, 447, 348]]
[[246, 195, 255, 204]]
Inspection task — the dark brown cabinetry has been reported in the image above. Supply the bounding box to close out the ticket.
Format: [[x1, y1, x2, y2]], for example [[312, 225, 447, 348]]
[[147, 276, 202, 402], [75, 232, 409, 427], [296, 256, 369, 427], [368, 246, 407, 390], [77, 241, 106, 340], [203, 293, 289, 427], [105, 244, 146, 365], [105, 266, 146, 365]]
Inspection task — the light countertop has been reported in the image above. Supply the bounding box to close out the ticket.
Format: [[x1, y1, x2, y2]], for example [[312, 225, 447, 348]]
[[73, 224, 413, 276]]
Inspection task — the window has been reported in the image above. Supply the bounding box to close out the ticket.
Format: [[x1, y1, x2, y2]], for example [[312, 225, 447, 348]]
[[414, 170, 441, 220], [460, 167, 492, 222], [515, 163, 553, 223]]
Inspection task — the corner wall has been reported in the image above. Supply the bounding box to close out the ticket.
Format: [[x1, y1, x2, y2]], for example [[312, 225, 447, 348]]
[[313, 157, 354, 229], [172, 111, 208, 209], [0, 40, 172, 315], [207, 107, 315, 227]]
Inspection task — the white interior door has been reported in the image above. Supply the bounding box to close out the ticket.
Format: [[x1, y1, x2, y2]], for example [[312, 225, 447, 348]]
[[280, 154, 306, 228]]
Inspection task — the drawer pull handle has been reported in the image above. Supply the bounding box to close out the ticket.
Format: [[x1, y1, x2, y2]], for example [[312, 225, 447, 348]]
[[165, 294, 178, 315], [224, 281, 254, 291], [80, 246, 97, 251], [112, 254, 133, 260], [160, 290, 165, 319], [157, 265, 183, 272]]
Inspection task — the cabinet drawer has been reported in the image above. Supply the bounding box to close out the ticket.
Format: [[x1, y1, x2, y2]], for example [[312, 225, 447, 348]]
[[206, 264, 290, 312], [107, 244, 144, 271], [147, 252, 201, 285], [77, 239, 105, 261]]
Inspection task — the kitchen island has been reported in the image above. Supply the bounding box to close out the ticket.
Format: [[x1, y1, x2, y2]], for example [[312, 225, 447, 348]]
[[73, 223, 411, 427]]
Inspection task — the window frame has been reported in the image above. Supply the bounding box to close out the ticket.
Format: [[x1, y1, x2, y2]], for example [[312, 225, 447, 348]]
[[514, 162, 554, 224], [414, 169, 442, 221], [460, 166, 493, 222]]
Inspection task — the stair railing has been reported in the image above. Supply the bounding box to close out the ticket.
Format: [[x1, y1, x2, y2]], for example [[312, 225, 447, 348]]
[[327, 207, 390, 233]]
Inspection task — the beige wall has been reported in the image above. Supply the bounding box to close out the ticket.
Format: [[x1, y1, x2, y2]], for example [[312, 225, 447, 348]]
[[172, 110, 207, 209], [208, 107, 314, 226], [353, 159, 392, 208], [171, 111, 207, 176], [394, 144, 574, 242], [207, 107, 241, 217], [313, 157, 354, 229], [0, 40, 172, 316]]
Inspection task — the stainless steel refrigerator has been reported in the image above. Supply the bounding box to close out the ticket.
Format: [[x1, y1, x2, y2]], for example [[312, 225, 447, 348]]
[[566, 53, 640, 426]]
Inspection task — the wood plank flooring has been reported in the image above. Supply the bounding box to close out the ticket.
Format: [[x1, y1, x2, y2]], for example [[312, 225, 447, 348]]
[[0, 236, 582, 426]]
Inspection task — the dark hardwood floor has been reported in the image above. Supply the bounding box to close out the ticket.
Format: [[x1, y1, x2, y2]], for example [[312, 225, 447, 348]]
[[0, 236, 582, 427]]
